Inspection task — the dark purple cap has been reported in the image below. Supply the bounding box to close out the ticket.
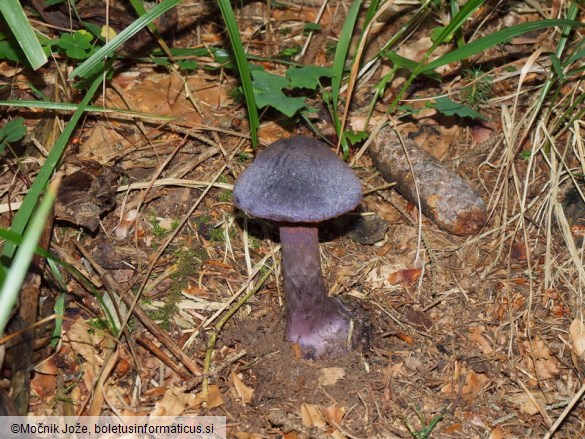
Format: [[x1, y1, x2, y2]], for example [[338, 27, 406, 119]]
[[233, 136, 362, 222]]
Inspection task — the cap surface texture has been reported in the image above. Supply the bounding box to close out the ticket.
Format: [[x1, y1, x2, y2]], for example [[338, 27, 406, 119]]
[[233, 136, 362, 222]]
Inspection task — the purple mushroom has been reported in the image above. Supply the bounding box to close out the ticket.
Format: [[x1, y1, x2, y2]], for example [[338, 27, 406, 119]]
[[233, 136, 363, 359]]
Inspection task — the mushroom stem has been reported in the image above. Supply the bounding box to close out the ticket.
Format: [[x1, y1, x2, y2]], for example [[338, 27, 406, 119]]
[[279, 224, 354, 358]]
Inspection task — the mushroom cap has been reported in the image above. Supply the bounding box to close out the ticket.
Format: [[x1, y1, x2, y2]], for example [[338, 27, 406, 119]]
[[233, 136, 362, 222]]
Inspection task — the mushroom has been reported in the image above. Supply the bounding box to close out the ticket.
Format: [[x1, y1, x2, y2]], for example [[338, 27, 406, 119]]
[[233, 136, 363, 359]]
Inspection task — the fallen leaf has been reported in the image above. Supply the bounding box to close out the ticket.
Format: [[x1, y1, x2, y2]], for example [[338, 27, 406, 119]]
[[395, 332, 414, 345], [318, 367, 345, 386], [232, 370, 254, 405], [190, 384, 224, 409], [570, 319, 585, 358], [510, 392, 548, 416], [300, 404, 326, 429], [34, 356, 60, 375], [387, 268, 422, 286], [322, 405, 345, 426], [522, 338, 560, 380], [489, 425, 504, 439], [30, 373, 56, 400], [510, 241, 527, 261], [469, 326, 493, 354], [471, 120, 496, 144], [234, 433, 265, 439], [114, 209, 138, 239], [441, 364, 488, 400], [150, 387, 191, 416]]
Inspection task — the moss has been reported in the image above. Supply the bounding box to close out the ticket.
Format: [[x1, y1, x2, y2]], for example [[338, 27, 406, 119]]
[[150, 216, 167, 238], [218, 190, 232, 202], [144, 247, 206, 330], [235, 151, 251, 162], [209, 227, 225, 242]]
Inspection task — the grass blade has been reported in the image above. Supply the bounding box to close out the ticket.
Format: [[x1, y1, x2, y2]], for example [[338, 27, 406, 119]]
[[217, 0, 259, 148], [0, 0, 47, 70], [0, 175, 60, 336], [331, 0, 362, 119], [0, 100, 174, 121], [420, 19, 585, 74], [2, 72, 106, 261], [70, 0, 181, 79]]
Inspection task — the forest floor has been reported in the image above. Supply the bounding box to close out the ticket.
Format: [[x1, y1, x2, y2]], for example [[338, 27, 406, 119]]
[[2, 0, 585, 438]]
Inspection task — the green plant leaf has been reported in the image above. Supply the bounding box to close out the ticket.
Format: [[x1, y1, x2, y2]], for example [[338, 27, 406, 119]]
[[217, 0, 259, 147], [0, 0, 48, 69], [0, 39, 24, 62], [345, 130, 368, 144], [286, 66, 334, 90], [331, 0, 362, 115], [70, 0, 181, 78], [252, 70, 306, 117], [384, 51, 441, 81], [0, 176, 59, 335], [432, 96, 488, 120], [176, 59, 198, 70], [1, 117, 27, 143], [420, 19, 585, 74], [57, 30, 94, 59], [304, 22, 322, 33], [2, 68, 107, 261]]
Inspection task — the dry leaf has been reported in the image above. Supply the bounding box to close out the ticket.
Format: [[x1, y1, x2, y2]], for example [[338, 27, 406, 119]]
[[322, 405, 345, 425], [510, 241, 527, 261], [150, 387, 191, 416], [387, 268, 422, 286], [469, 326, 493, 354], [395, 332, 414, 345], [441, 365, 488, 400], [34, 356, 60, 375], [114, 209, 138, 239], [232, 370, 254, 405], [471, 121, 496, 144], [509, 392, 548, 416], [300, 404, 326, 429], [30, 373, 56, 400], [570, 319, 585, 358], [522, 338, 560, 380], [190, 384, 225, 409], [489, 425, 504, 439], [317, 367, 345, 386], [234, 433, 265, 439]]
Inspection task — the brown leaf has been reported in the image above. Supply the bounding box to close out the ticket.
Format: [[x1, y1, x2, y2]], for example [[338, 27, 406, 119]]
[[569, 319, 585, 358], [510, 241, 527, 261], [300, 403, 326, 429], [30, 373, 56, 400], [150, 387, 191, 416], [441, 364, 488, 400], [317, 367, 345, 386], [322, 405, 345, 426], [469, 326, 493, 354], [522, 338, 560, 380], [190, 384, 224, 409], [231, 370, 254, 405], [387, 268, 422, 286]]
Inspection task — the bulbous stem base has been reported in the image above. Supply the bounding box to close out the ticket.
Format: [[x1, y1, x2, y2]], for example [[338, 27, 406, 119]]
[[279, 224, 358, 359]]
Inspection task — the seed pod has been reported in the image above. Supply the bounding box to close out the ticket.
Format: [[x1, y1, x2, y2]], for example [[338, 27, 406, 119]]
[[370, 126, 487, 235]]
